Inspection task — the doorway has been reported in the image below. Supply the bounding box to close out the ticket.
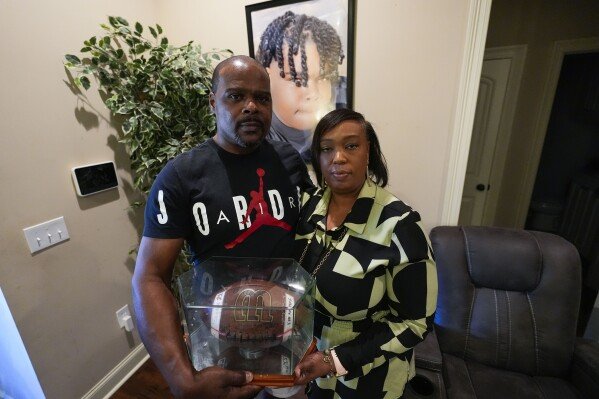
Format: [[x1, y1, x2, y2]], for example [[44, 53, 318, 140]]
[[525, 52, 599, 234], [459, 46, 526, 226], [525, 51, 599, 335]]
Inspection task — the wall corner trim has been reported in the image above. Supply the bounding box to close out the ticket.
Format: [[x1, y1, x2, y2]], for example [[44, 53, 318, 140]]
[[440, 0, 493, 225], [81, 343, 149, 399]]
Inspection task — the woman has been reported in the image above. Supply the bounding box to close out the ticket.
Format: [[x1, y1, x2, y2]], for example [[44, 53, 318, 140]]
[[293, 109, 437, 399]]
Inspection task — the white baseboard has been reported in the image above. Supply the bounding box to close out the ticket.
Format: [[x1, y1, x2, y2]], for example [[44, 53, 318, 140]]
[[81, 343, 149, 399]]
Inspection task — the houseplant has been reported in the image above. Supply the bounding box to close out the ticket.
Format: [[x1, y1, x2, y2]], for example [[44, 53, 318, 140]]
[[65, 16, 232, 269], [65, 16, 231, 197]]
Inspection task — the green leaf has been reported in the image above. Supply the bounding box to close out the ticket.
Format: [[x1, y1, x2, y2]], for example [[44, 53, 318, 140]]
[[161, 37, 168, 46], [135, 22, 143, 34], [130, 201, 144, 209], [65, 54, 81, 64], [151, 106, 164, 119], [122, 116, 138, 134], [116, 17, 129, 26], [149, 26, 157, 38], [108, 16, 118, 28], [90, 36, 97, 45], [122, 120, 131, 134], [192, 83, 207, 95], [80, 47, 91, 52], [80, 76, 91, 90], [116, 104, 134, 114], [156, 24, 163, 34]]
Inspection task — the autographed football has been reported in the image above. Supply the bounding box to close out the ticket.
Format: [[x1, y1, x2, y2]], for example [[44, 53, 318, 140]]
[[210, 279, 296, 348]]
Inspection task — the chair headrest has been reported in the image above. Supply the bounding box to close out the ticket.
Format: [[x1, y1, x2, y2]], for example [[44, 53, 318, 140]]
[[463, 227, 542, 291]]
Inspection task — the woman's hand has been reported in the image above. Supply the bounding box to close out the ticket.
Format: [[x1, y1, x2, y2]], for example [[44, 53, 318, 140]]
[[293, 351, 335, 385]]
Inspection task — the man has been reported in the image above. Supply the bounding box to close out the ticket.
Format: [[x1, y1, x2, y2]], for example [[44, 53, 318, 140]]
[[132, 55, 311, 399]]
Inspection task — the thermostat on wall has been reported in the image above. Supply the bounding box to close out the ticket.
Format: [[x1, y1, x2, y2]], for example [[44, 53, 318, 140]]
[[71, 161, 119, 197]]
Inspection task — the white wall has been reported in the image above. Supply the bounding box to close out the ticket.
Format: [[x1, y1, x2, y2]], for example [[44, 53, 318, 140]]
[[0, 1, 474, 397]]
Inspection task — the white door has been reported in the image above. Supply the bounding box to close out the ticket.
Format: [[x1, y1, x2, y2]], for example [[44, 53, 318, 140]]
[[459, 58, 511, 226]]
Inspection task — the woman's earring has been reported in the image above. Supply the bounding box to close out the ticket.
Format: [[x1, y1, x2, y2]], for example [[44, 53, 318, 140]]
[[366, 165, 371, 186], [321, 175, 327, 188]]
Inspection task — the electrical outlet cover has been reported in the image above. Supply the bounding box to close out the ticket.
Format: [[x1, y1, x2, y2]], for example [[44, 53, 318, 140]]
[[116, 305, 131, 328]]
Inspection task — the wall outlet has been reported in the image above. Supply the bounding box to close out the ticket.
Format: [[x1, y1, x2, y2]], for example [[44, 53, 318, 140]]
[[116, 304, 134, 332], [23, 216, 70, 254]]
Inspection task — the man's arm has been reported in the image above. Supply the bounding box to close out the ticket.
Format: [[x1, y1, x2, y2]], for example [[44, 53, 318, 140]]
[[132, 236, 262, 399]]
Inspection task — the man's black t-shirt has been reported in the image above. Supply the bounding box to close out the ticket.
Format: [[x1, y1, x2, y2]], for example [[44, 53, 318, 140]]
[[143, 139, 311, 264]]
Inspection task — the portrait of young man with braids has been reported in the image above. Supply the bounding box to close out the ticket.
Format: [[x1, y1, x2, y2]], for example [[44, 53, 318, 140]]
[[256, 10, 346, 161]]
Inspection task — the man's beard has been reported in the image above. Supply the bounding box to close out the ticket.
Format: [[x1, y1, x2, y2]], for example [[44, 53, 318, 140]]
[[233, 132, 261, 148]]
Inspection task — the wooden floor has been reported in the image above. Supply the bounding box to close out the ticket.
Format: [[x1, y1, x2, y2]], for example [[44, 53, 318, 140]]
[[110, 358, 307, 398], [111, 358, 173, 399]]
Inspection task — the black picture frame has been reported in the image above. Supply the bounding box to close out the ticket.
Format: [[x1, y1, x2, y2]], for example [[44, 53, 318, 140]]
[[245, 0, 356, 158]]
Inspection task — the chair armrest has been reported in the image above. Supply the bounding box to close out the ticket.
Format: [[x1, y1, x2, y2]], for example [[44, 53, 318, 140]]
[[415, 329, 443, 372], [570, 338, 599, 398]]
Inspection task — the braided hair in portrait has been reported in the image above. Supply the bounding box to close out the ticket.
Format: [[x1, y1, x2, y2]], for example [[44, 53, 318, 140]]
[[256, 10, 345, 88]]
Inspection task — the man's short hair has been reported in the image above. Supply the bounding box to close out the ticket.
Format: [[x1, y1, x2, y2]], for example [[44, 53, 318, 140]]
[[210, 55, 267, 93]]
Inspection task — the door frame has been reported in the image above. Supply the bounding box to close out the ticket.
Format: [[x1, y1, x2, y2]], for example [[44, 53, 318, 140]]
[[514, 37, 599, 227], [440, 0, 493, 225], [479, 45, 527, 225]]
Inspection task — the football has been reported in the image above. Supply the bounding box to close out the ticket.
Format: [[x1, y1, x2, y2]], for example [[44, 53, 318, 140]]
[[210, 279, 296, 348]]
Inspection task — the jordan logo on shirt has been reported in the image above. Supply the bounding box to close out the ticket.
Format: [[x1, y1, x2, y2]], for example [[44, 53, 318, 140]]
[[225, 168, 292, 249]]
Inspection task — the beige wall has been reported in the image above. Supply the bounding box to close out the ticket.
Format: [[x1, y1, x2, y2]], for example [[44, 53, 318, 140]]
[[159, 0, 470, 230], [486, 0, 599, 227], [0, 1, 158, 398], [0, 0, 473, 397]]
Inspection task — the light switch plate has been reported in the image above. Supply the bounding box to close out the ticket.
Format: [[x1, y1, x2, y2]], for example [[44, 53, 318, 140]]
[[23, 216, 70, 254]]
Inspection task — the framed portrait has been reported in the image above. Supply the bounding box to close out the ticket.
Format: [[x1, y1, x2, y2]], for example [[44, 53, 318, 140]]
[[246, 0, 356, 159]]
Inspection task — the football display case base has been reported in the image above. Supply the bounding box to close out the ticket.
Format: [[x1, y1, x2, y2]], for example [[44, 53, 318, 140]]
[[177, 257, 316, 388], [252, 339, 316, 387]]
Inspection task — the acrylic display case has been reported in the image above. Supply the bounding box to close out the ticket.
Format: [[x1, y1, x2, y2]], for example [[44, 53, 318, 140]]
[[177, 257, 316, 387]]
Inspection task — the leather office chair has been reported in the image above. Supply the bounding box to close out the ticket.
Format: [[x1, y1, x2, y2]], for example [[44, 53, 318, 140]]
[[424, 226, 599, 399]]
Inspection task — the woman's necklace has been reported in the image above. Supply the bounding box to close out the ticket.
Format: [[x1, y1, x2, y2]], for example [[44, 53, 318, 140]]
[[298, 216, 349, 277]]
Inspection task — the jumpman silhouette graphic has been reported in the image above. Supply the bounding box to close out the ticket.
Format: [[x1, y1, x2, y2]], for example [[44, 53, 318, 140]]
[[225, 168, 292, 249]]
